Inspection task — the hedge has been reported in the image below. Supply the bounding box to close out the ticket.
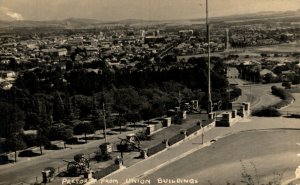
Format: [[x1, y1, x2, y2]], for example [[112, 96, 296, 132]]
[[202, 119, 214, 127], [168, 134, 185, 146], [252, 107, 281, 117], [93, 164, 119, 180], [271, 86, 294, 109], [186, 125, 200, 136], [147, 143, 166, 157]]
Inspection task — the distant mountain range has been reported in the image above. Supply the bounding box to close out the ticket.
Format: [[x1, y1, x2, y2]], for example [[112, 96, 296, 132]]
[[1, 9, 300, 28]]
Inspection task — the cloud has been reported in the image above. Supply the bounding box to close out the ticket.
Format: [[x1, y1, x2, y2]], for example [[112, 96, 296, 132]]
[[0, 6, 24, 20]]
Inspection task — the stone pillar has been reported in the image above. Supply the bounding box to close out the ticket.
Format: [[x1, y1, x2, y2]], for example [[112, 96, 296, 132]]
[[243, 102, 251, 116], [84, 170, 93, 179], [182, 111, 187, 120], [164, 117, 172, 127], [140, 148, 148, 159], [222, 112, 232, 126], [114, 156, 123, 169], [180, 129, 187, 139], [231, 110, 237, 118], [42, 170, 51, 183], [162, 139, 169, 148], [241, 107, 246, 118], [146, 125, 155, 135], [196, 121, 202, 126], [208, 112, 216, 120]]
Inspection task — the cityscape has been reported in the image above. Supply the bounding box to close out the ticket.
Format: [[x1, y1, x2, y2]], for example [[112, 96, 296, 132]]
[[1, 0, 300, 185]]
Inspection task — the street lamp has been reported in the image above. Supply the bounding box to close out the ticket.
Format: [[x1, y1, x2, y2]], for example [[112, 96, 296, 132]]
[[200, 123, 204, 144], [102, 103, 107, 143]]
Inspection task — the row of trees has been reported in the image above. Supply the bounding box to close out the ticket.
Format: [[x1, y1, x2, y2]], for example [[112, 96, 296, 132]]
[[0, 56, 230, 153]]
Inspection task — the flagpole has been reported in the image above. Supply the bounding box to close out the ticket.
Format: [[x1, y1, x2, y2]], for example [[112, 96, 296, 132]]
[[206, 0, 212, 113]]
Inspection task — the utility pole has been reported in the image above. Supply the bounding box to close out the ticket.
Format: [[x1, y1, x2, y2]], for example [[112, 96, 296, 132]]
[[206, 0, 212, 113], [201, 123, 204, 144], [176, 90, 182, 111], [102, 103, 107, 143]]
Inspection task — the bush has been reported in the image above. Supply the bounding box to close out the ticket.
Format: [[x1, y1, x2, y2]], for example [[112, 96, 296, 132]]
[[48, 124, 73, 141], [22, 134, 37, 147], [73, 122, 95, 135], [230, 88, 242, 100], [168, 134, 185, 146], [92, 164, 119, 180], [271, 86, 294, 109], [147, 143, 166, 157], [44, 144, 63, 150], [252, 107, 281, 117], [4, 135, 27, 152], [187, 125, 200, 136], [18, 150, 41, 157]]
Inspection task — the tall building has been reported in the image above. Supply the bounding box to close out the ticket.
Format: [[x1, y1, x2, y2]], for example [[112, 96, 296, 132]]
[[225, 28, 230, 49], [141, 30, 146, 38]]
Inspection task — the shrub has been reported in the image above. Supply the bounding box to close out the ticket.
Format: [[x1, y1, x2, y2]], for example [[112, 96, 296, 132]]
[[92, 164, 119, 180], [4, 135, 27, 152], [168, 134, 185, 146], [73, 122, 95, 135], [252, 107, 281, 117], [18, 150, 41, 157], [187, 125, 200, 136], [147, 143, 166, 156], [44, 144, 63, 150], [22, 134, 37, 147], [271, 86, 294, 109], [48, 124, 74, 141]]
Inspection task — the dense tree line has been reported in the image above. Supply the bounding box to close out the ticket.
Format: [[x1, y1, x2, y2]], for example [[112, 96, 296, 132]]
[[0, 56, 229, 152]]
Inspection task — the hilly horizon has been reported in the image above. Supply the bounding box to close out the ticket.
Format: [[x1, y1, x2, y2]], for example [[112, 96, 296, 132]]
[[1, 9, 300, 28]]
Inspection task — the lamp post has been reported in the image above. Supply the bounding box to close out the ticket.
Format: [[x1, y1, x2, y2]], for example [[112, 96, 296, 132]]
[[102, 103, 107, 143], [201, 123, 204, 144]]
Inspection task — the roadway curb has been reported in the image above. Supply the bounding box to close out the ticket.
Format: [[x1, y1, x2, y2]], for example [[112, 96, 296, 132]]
[[119, 141, 213, 185], [102, 121, 216, 183]]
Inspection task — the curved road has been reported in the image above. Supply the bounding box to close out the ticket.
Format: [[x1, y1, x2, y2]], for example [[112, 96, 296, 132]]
[[143, 126, 300, 185], [229, 77, 282, 111]]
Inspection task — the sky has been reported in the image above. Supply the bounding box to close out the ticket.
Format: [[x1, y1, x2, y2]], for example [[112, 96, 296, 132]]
[[0, 0, 300, 21]]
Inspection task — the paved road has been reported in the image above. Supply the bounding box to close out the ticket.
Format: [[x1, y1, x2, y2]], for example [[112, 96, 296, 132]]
[[144, 129, 300, 185], [281, 93, 300, 114], [229, 77, 282, 110], [104, 117, 300, 185], [0, 129, 142, 185]]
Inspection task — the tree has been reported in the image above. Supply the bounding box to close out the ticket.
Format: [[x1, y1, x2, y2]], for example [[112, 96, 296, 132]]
[[36, 131, 51, 155], [73, 122, 95, 143], [24, 112, 42, 130], [48, 124, 73, 141], [52, 92, 65, 121], [4, 134, 27, 152], [125, 112, 141, 129], [0, 102, 25, 138]]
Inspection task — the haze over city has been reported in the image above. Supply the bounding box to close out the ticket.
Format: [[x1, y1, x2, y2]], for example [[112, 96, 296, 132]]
[[0, 0, 300, 21]]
